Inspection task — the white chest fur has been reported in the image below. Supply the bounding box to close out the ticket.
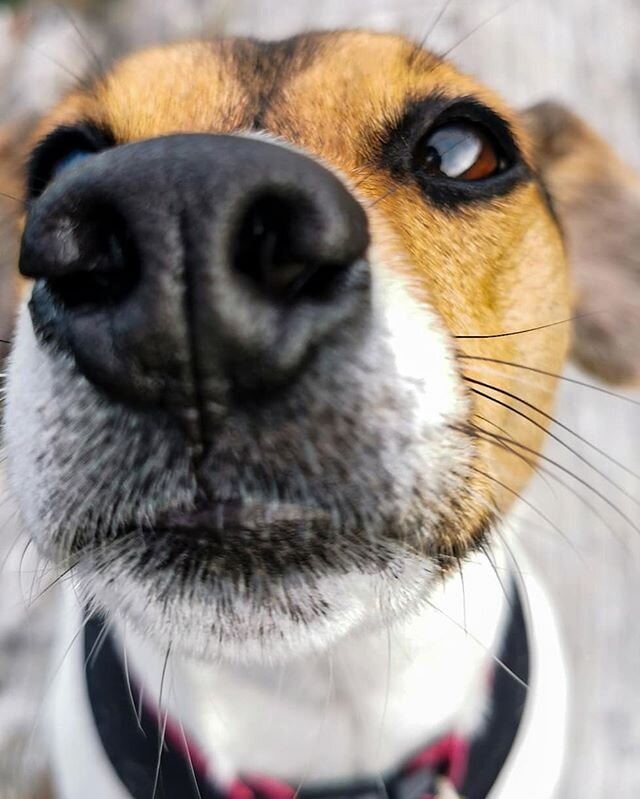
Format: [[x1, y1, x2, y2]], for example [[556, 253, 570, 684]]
[[46, 540, 568, 799]]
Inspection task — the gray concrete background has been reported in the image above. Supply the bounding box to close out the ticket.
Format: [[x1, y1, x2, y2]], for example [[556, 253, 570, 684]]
[[0, 1, 639, 797]]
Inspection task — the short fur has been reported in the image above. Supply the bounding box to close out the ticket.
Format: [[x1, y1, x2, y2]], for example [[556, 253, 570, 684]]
[[2, 29, 640, 799]]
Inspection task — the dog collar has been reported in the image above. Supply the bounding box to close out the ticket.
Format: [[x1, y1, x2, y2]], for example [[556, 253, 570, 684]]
[[84, 585, 529, 799]]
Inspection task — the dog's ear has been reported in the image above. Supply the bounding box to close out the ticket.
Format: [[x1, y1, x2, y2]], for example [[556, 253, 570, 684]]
[[524, 101, 640, 386], [0, 122, 27, 358]]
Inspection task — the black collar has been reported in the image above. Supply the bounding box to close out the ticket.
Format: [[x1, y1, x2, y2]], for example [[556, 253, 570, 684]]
[[84, 584, 529, 799]]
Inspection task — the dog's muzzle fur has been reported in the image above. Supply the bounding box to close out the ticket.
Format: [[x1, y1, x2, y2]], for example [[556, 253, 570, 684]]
[[5, 133, 473, 661]]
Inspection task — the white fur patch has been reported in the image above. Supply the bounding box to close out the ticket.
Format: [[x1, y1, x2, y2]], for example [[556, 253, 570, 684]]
[[73, 547, 510, 784]]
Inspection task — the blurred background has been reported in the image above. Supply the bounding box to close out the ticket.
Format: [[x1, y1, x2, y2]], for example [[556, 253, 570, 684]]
[[0, 1, 638, 797]]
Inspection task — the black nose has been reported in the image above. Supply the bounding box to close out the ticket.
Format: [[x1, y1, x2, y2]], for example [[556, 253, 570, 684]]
[[20, 134, 370, 438]]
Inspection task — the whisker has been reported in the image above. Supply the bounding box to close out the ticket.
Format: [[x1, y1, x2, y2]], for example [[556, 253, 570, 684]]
[[446, 487, 531, 606], [177, 715, 204, 799], [461, 355, 640, 409], [22, 41, 86, 85], [466, 377, 640, 485], [477, 537, 516, 613], [455, 313, 595, 339], [468, 435, 582, 555], [465, 422, 629, 551], [424, 595, 527, 690], [0, 191, 25, 207], [468, 393, 640, 536], [470, 382, 640, 508], [27, 548, 48, 607], [18, 538, 38, 604], [0, 522, 30, 578], [85, 620, 111, 672], [410, 0, 456, 63], [152, 709, 169, 799], [137, 681, 145, 727], [468, 464, 579, 553], [438, 0, 521, 62], [366, 183, 404, 209], [457, 555, 468, 635], [23, 559, 80, 610], [487, 523, 536, 648], [122, 623, 146, 736], [18, 538, 126, 613], [152, 643, 172, 799], [465, 362, 557, 403], [473, 413, 560, 503], [51, 0, 104, 78]]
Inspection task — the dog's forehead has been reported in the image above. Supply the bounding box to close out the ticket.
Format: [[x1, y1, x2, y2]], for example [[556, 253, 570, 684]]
[[49, 31, 528, 165]]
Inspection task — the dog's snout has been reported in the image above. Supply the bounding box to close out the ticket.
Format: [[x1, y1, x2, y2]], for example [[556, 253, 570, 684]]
[[20, 134, 370, 434], [22, 201, 140, 309], [232, 192, 361, 302]]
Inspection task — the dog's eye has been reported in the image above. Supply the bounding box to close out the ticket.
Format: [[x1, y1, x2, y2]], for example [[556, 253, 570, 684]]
[[415, 122, 503, 181], [27, 123, 114, 200]]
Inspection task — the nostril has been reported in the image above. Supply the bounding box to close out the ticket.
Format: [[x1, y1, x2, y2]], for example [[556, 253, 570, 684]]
[[48, 231, 136, 310], [232, 194, 353, 302], [34, 206, 140, 312]]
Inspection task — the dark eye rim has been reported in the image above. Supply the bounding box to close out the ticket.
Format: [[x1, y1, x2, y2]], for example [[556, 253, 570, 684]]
[[380, 96, 531, 208], [27, 122, 115, 202]]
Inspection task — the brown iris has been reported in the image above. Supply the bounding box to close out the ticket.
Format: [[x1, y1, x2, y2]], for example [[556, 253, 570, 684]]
[[418, 122, 502, 181]]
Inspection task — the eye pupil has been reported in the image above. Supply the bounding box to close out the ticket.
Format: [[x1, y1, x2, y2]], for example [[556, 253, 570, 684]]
[[416, 122, 501, 182]]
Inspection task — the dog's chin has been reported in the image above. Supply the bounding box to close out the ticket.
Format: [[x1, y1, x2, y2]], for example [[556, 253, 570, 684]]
[[72, 530, 438, 664]]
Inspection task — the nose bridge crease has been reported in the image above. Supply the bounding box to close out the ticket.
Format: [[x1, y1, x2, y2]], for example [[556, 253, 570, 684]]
[[178, 206, 212, 458]]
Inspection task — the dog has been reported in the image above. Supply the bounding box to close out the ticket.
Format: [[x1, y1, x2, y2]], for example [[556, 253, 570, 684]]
[[2, 29, 640, 799]]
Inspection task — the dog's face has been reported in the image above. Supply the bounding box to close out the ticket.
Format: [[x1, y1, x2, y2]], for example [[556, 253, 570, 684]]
[[3, 31, 639, 661]]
